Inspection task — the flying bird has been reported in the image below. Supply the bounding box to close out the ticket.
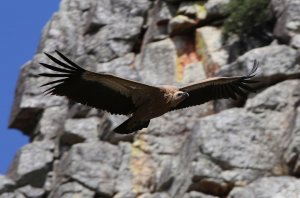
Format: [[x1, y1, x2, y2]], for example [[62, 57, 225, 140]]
[[39, 51, 258, 134]]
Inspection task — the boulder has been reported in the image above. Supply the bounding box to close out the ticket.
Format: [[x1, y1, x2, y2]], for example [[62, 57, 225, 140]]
[[284, 106, 300, 176], [184, 191, 218, 198], [0, 175, 15, 194], [61, 117, 102, 144], [139, 192, 171, 198], [137, 39, 177, 85], [204, 0, 230, 20], [290, 34, 300, 49], [229, 176, 300, 198], [196, 26, 228, 75], [7, 141, 55, 187], [9, 57, 67, 135], [273, 0, 300, 42], [219, 44, 300, 77], [0, 192, 25, 198], [7, 0, 300, 197], [36, 106, 68, 140], [48, 182, 95, 198], [194, 80, 300, 180], [18, 185, 45, 198], [60, 142, 121, 196]]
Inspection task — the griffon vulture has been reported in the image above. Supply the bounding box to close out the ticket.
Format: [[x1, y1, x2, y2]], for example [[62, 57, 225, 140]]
[[39, 51, 258, 134]]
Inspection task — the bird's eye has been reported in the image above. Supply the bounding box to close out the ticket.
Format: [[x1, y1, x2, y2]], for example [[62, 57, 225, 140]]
[[177, 93, 183, 96]]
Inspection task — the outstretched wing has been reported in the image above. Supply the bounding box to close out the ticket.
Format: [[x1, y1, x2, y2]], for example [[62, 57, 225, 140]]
[[172, 61, 259, 110], [39, 50, 157, 115]]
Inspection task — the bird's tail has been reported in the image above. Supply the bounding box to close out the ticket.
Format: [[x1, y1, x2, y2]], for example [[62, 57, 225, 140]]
[[114, 118, 150, 134]]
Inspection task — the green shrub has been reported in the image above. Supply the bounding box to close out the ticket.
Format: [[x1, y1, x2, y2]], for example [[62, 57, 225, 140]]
[[223, 0, 271, 39]]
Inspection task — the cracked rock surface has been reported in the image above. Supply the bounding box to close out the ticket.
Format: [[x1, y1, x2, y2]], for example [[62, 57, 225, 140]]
[[5, 0, 300, 197]]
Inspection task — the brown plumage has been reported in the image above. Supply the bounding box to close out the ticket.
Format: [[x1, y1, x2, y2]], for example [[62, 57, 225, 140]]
[[39, 50, 258, 134]]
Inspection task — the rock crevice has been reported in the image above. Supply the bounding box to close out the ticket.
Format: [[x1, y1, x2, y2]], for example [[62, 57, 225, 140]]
[[5, 0, 300, 197]]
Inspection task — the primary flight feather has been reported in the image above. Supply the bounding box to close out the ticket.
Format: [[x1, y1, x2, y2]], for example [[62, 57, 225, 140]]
[[39, 51, 258, 134]]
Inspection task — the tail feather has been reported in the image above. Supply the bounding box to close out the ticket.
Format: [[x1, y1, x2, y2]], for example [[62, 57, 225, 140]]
[[114, 118, 150, 134]]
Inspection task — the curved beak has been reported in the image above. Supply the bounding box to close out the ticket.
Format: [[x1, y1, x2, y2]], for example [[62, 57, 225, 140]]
[[184, 92, 189, 98]]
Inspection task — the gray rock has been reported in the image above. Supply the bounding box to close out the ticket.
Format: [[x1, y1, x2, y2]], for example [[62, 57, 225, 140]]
[[290, 34, 300, 49], [114, 192, 137, 198], [66, 0, 93, 12], [61, 117, 102, 144], [284, 106, 300, 176], [0, 175, 15, 193], [83, 0, 148, 63], [137, 39, 177, 85], [196, 26, 228, 72], [48, 182, 95, 198], [114, 142, 137, 197], [229, 176, 300, 198], [180, 61, 206, 85], [245, 80, 300, 113], [184, 191, 218, 198], [43, 171, 56, 193], [270, 0, 286, 18], [219, 44, 300, 77], [194, 80, 300, 175], [60, 142, 122, 196], [18, 185, 45, 198], [242, 45, 300, 76], [67, 103, 98, 119], [7, 141, 55, 187], [95, 18, 144, 41], [273, 0, 300, 42], [205, 0, 230, 20], [139, 192, 171, 198], [142, 0, 176, 44], [9, 54, 68, 135], [36, 106, 68, 140], [135, 130, 190, 154], [8, 0, 300, 197], [220, 169, 265, 185], [215, 44, 300, 111], [156, 158, 174, 192], [156, 1, 175, 25], [169, 15, 197, 35], [162, 132, 195, 198], [122, 139, 156, 195], [84, 18, 143, 62], [0, 192, 25, 198], [97, 53, 139, 81], [87, 0, 117, 27], [216, 45, 300, 107], [192, 157, 222, 179], [111, 0, 151, 19]]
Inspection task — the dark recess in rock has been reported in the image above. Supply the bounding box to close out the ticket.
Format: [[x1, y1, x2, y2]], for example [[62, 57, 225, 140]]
[[6, 0, 300, 197]]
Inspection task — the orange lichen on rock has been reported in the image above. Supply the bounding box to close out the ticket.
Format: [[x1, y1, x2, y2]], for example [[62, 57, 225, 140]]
[[130, 133, 155, 194], [174, 35, 202, 82]]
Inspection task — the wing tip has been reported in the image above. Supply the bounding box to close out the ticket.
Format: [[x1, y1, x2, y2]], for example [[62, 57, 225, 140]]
[[54, 50, 85, 71], [248, 60, 259, 76], [43, 52, 53, 59]]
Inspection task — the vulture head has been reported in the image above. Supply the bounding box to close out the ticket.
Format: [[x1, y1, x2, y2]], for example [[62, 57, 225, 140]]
[[173, 91, 189, 104], [161, 86, 189, 107]]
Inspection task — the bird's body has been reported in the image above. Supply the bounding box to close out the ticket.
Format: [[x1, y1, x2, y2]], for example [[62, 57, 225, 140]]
[[121, 85, 189, 133], [40, 51, 258, 134]]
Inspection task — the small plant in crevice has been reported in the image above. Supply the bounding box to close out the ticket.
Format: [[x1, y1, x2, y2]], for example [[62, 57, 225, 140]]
[[222, 0, 275, 58]]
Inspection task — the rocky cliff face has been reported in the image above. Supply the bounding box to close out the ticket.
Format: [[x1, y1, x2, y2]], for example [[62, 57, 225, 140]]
[[3, 0, 300, 197]]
